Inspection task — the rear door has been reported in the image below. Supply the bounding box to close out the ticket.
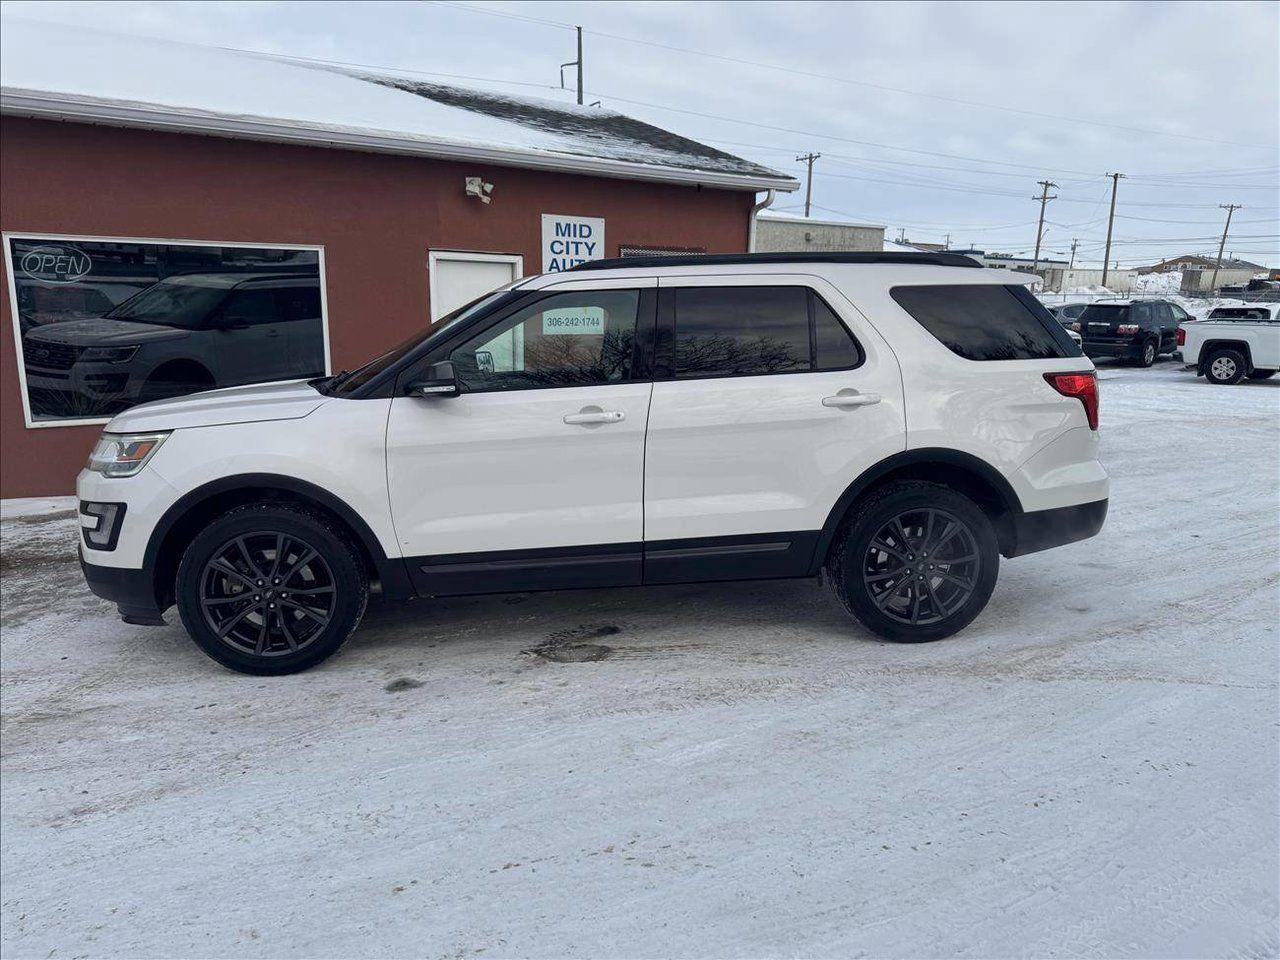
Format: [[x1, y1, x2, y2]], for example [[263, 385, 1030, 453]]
[[642, 275, 905, 583]]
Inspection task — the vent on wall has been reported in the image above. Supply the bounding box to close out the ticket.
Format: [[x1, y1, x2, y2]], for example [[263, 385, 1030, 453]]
[[618, 245, 706, 258]]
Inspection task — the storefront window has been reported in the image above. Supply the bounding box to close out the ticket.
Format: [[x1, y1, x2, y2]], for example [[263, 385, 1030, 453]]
[[6, 237, 327, 424]]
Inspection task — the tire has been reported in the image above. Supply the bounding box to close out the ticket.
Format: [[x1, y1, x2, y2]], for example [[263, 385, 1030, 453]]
[[825, 480, 1000, 643], [1247, 369, 1276, 380], [1204, 348, 1246, 385], [1138, 339, 1158, 367], [176, 502, 368, 674]]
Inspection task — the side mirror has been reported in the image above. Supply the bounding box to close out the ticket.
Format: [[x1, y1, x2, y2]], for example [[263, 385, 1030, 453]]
[[408, 360, 461, 398]]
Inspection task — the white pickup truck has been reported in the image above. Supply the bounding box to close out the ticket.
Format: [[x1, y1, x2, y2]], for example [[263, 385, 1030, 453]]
[[1178, 304, 1280, 384]]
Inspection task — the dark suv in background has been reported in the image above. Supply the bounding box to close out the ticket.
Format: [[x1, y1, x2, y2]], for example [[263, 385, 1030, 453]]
[[1071, 299, 1190, 367]]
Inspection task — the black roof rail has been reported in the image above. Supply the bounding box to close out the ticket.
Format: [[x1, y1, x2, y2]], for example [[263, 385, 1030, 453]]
[[569, 251, 984, 272]]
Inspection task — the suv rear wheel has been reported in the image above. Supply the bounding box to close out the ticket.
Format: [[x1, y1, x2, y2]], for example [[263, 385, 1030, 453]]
[[1205, 348, 1247, 385], [175, 502, 369, 674], [1138, 339, 1158, 367], [826, 481, 999, 643]]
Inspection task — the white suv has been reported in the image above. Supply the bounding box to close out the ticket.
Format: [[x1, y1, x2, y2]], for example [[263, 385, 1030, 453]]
[[77, 253, 1109, 674]]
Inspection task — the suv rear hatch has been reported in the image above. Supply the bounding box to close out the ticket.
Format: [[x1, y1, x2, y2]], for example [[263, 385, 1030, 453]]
[[1078, 304, 1133, 344]]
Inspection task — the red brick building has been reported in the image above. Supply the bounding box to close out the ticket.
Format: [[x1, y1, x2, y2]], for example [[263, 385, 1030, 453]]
[[0, 20, 794, 497]]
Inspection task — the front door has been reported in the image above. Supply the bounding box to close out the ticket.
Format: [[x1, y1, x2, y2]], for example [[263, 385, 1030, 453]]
[[386, 279, 655, 595], [643, 276, 906, 583]]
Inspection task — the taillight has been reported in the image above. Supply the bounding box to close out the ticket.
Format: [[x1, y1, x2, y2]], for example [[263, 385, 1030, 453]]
[[1044, 371, 1099, 430], [1177, 327, 1186, 346]]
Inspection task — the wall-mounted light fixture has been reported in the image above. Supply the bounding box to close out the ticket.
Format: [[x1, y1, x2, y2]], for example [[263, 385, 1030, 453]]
[[465, 176, 494, 204]]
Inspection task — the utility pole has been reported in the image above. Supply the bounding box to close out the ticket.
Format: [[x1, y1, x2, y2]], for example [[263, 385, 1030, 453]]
[[944, 233, 951, 250], [1210, 203, 1242, 292], [1101, 172, 1124, 289], [796, 152, 821, 217], [897, 227, 906, 243], [1069, 238, 1079, 270], [560, 26, 583, 105], [1031, 179, 1058, 271]]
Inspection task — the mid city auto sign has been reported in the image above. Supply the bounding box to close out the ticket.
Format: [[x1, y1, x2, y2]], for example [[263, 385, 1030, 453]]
[[542, 214, 605, 272]]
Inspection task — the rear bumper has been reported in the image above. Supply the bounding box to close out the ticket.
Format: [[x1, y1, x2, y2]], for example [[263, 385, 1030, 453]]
[[1006, 499, 1108, 558], [80, 548, 166, 625], [1083, 340, 1142, 360]]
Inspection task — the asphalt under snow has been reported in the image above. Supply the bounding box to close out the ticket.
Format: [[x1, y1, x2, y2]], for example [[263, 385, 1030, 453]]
[[1, 362, 1277, 959]]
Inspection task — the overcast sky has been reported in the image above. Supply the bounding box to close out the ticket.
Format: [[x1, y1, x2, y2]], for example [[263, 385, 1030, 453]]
[[6, 0, 1279, 267]]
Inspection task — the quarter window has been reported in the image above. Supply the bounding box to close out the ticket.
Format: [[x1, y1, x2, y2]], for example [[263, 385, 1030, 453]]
[[891, 284, 1071, 361], [448, 289, 640, 391], [672, 286, 862, 378]]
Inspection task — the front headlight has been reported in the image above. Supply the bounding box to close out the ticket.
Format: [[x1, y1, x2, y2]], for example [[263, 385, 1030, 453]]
[[80, 345, 139, 363], [87, 432, 169, 478]]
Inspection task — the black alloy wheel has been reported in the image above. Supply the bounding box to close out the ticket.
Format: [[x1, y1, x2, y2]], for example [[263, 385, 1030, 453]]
[[827, 480, 999, 643], [862, 508, 980, 626], [176, 502, 368, 674], [199, 532, 336, 658]]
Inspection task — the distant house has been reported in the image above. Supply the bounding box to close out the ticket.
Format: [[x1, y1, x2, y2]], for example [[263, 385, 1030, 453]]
[[755, 210, 885, 253], [1140, 254, 1266, 274]]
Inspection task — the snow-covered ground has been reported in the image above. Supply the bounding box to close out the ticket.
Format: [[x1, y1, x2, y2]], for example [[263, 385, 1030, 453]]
[[2, 364, 1277, 959]]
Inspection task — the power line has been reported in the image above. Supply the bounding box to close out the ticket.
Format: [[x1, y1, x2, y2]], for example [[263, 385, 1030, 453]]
[[425, 0, 1275, 151]]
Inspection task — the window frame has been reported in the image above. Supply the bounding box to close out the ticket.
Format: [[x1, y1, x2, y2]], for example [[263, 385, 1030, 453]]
[[655, 282, 865, 383], [3, 231, 331, 430]]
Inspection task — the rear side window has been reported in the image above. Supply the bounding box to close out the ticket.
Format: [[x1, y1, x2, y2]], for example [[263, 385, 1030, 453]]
[[672, 286, 862, 378], [892, 284, 1071, 361]]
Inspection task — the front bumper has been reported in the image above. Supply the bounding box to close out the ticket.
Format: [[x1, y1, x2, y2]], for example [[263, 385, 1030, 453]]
[[1006, 498, 1108, 558], [80, 548, 166, 624]]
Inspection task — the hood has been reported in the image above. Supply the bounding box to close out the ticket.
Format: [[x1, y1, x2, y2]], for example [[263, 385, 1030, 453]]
[[25, 317, 189, 346], [106, 379, 328, 433]]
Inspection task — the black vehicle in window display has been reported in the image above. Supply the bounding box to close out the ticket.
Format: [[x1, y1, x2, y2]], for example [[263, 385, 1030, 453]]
[[20, 272, 326, 419]]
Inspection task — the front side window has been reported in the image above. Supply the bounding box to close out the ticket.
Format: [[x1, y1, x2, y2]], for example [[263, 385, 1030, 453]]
[[892, 284, 1072, 361], [449, 289, 640, 391], [6, 236, 326, 423], [672, 286, 862, 378]]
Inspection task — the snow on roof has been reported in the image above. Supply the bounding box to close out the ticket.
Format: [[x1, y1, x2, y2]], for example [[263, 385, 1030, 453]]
[[883, 239, 924, 253], [0, 17, 796, 193], [757, 209, 884, 229]]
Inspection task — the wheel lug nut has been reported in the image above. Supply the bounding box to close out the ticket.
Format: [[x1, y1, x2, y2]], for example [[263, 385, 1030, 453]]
[[268, 603, 276, 609], [253, 594, 261, 601]]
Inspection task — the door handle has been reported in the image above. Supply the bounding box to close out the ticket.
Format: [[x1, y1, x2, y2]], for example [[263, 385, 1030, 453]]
[[563, 410, 625, 425], [822, 392, 881, 408]]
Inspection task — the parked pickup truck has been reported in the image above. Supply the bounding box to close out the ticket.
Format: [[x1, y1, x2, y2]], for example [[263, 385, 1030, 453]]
[[1178, 304, 1280, 384]]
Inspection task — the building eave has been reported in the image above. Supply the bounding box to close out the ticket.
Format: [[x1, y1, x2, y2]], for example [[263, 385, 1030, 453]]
[[1, 87, 800, 194]]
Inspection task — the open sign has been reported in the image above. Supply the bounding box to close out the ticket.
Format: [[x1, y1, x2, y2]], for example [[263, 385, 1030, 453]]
[[19, 245, 93, 284]]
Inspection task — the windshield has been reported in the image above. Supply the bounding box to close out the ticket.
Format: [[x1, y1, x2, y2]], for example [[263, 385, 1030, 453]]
[[326, 287, 522, 397], [1207, 307, 1271, 320], [105, 276, 228, 328], [1079, 304, 1130, 322]]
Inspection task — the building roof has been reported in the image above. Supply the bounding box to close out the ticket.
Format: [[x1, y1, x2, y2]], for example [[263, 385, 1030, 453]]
[[1148, 254, 1266, 271], [0, 17, 797, 193], [757, 209, 885, 230]]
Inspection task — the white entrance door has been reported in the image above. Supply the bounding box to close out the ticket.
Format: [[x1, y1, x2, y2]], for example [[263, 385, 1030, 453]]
[[428, 251, 523, 322]]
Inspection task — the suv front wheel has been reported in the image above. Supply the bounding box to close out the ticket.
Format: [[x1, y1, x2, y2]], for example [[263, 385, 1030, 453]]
[[826, 481, 1000, 643], [175, 502, 369, 674]]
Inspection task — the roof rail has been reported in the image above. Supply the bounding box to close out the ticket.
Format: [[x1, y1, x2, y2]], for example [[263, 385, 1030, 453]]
[[569, 251, 984, 272]]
